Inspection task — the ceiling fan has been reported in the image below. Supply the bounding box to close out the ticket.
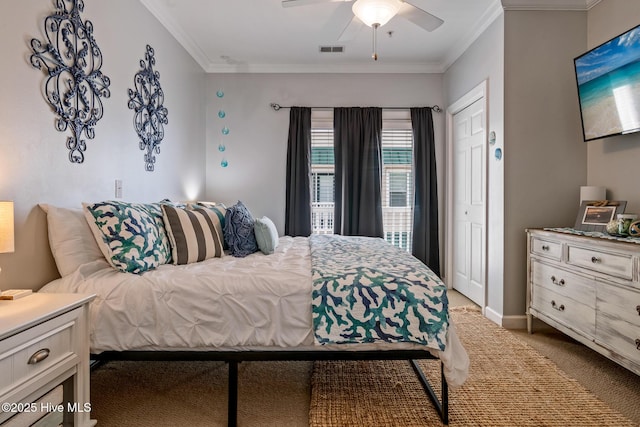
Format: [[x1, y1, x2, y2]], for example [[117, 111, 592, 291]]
[[282, 0, 444, 59]]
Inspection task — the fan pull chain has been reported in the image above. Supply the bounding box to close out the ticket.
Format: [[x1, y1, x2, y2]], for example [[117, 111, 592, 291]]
[[372, 23, 379, 61]]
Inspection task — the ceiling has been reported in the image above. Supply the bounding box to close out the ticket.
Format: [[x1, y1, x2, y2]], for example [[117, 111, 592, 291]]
[[138, 0, 599, 74]]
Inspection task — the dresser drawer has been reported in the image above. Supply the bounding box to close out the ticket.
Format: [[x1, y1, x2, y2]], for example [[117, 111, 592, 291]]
[[0, 309, 79, 397], [595, 283, 640, 366], [530, 236, 562, 261], [531, 260, 595, 307], [595, 312, 640, 366], [566, 244, 633, 280], [532, 284, 596, 337], [596, 283, 640, 328]]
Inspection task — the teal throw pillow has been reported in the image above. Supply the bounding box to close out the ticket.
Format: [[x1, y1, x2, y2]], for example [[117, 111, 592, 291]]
[[254, 217, 279, 255], [83, 201, 171, 273]]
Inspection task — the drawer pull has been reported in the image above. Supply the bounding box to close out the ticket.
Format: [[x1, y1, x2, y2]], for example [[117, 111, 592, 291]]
[[550, 276, 565, 286], [636, 339, 640, 351], [591, 256, 601, 264], [27, 348, 50, 365], [551, 300, 565, 312], [636, 305, 640, 316], [541, 245, 550, 251]]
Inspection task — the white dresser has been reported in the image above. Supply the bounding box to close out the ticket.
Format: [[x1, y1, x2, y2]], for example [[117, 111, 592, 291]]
[[527, 228, 640, 376], [0, 293, 95, 426]]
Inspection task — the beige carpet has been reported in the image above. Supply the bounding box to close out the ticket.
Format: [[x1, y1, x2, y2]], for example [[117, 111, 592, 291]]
[[90, 360, 312, 426], [309, 306, 637, 426], [89, 305, 638, 426]]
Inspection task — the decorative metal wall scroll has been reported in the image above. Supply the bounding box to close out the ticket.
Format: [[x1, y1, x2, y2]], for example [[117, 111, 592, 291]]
[[30, 0, 111, 164], [127, 45, 168, 171]]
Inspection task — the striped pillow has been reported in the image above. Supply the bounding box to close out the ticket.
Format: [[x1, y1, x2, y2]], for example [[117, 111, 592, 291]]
[[161, 205, 225, 265], [187, 202, 227, 248]]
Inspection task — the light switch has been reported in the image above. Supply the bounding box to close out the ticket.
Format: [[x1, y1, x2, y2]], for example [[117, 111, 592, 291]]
[[115, 179, 123, 198]]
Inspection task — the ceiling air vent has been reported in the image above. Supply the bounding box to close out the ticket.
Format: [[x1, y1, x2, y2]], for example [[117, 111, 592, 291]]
[[319, 45, 344, 53]]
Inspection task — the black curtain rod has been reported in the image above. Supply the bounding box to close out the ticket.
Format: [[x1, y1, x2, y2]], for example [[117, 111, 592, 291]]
[[270, 103, 442, 113]]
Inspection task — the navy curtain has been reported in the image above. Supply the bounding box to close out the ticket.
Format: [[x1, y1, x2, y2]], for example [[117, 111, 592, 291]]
[[284, 107, 312, 236], [410, 107, 440, 276], [333, 107, 384, 237]]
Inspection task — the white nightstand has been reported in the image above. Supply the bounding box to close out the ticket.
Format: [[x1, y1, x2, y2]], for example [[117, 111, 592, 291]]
[[0, 293, 96, 426]]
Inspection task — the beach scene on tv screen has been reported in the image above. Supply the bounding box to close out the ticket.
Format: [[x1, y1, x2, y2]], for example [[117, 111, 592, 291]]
[[575, 26, 640, 140]]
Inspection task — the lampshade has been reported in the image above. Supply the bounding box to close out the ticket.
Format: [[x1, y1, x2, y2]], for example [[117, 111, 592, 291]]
[[352, 0, 401, 27], [0, 201, 15, 254], [579, 186, 606, 205]]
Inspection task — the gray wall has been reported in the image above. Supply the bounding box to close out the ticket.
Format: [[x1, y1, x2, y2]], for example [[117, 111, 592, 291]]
[[503, 10, 587, 318], [586, 0, 640, 213], [443, 15, 505, 318], [444, 9, 588, 324], [0, 1, 206, 290], [204, 73, 446, 238]]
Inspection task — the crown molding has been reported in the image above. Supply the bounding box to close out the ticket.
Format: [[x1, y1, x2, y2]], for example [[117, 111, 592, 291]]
[[205, 62, 445, 74], [441, 0, 504, 72], [142, 0, 599, 74], [139, 0, 211, 71], [502, 0, 602, 10], [140, 0, 445, 74]]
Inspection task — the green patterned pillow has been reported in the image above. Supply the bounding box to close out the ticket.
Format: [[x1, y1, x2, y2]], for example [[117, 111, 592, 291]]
[[83, 201, 172, 273]]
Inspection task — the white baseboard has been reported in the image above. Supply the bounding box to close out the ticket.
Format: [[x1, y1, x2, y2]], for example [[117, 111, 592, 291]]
[[483, 306, 528, 330]]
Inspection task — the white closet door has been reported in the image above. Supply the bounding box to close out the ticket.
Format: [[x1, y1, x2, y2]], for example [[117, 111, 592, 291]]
[[451, 97, 486, 306]]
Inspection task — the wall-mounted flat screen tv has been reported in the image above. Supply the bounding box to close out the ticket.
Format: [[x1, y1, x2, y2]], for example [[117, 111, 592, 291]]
[[574, 24, 640, 141]]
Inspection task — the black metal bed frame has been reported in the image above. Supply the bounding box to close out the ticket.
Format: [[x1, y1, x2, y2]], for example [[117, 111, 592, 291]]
[[91, 349, 449, 426]]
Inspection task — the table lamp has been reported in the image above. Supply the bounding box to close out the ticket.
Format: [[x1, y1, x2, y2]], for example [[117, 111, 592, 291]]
[[0, 201, 15, 272]]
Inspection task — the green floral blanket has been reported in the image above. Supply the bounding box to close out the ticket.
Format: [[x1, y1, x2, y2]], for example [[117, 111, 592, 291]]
[[310, 234, 449, 351]]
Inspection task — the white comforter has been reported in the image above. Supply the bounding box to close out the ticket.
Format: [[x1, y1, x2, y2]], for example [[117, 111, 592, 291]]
[[39, 236, 469, 388]]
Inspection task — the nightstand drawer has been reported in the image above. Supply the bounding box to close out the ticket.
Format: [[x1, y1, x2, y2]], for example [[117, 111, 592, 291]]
[[2, 384, 63, 427], [531, 236, 562, 261], [0, 293, 94, 427], [566, 244, 633, 280], [532, 284, 595, 337], [531, 260, 595, 307], [0, 308, 79, 396]]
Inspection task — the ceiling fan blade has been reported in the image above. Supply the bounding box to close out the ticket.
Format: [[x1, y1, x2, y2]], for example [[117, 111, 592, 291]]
[[337, 15, 364, 42], [282, 0, 352, 8], [397, 1, 444, 32]]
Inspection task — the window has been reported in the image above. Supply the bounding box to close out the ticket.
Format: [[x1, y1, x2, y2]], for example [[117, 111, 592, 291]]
[[313, 173, 334, 203], [311, 111, 334, 235], [309, 109, 414, 252], [381, 116, 414, 252], [388, 172, 410, 207]]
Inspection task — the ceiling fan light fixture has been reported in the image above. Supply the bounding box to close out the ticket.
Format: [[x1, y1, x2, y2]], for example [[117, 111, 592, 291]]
[[352, 0, 401, 27]]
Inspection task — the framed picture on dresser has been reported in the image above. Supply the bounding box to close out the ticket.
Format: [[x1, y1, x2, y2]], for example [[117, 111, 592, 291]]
[[574, 200, 626, 232]]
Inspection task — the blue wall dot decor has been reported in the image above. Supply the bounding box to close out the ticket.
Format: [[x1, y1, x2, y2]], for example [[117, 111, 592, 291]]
[[216, 89, 229, 167]]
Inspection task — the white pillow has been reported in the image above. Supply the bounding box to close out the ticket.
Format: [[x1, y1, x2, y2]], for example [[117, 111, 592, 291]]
[[40, 204, 105, 277], [253, 216, 279, 255]]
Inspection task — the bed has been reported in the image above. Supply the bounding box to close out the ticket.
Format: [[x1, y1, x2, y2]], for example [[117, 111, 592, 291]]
[[38, 201, 469, 426]]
